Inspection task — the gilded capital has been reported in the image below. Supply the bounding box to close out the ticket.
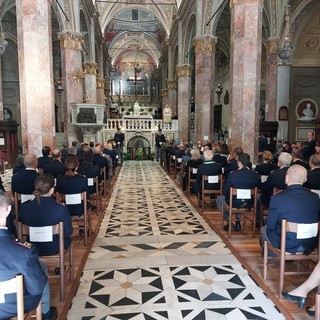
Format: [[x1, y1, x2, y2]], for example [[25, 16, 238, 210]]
[[97, 78, 105, 89], [161, 88, 169, 97], [193, 35, 217, 53], [230, 0, 264, 7], [176, 64, 193, 78], [266, 39, 279, 54], [58, 31, 84, 51], [167, 80, 177, 90], [83, 62, 98, 75]]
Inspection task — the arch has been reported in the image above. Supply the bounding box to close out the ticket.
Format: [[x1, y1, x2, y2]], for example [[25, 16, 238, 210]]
[[127, 135, 151, 160], [184, 13, 196, 64]]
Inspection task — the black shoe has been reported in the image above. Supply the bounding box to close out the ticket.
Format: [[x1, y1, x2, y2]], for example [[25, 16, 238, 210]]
[[282, 292, 306, 309], [224, 223, 234, 231], [42, 306, 57, 320], [306, 307, 315, 317], [235, 222, 241, 231]]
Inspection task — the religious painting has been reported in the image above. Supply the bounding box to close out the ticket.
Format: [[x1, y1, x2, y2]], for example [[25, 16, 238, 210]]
[[296, 99, 318, 120], [3, 107, 12, 121], [278, 106, 288, 120]]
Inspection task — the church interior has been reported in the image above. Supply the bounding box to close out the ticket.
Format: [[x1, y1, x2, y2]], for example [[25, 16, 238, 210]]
[[1, 0, 320, 319]]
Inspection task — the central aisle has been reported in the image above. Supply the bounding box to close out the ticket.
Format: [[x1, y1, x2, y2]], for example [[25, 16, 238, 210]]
[[68, 161, 284, 319]]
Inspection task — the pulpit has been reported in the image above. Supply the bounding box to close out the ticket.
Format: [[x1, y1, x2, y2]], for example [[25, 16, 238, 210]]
[[0, 120, 19, 166]]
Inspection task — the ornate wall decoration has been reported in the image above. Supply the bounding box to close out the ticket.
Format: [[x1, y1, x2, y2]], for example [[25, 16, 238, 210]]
[[184, 14, 196, 64], [167, 80, 177, 90], [230, 0, 264, 7], [83, 62, 98, 75], [266, 38, 278, 54], [161, 88, 168, 97], [193, 35, 217, 53], [97, 78, 105, 89], [304, 34, 320, 53], [176, 64, 193, 77], [58, 32, 83, 51]]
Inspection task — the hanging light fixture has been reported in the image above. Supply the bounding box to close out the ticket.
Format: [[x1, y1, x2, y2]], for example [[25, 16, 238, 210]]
[[0, 18, 8, 55]]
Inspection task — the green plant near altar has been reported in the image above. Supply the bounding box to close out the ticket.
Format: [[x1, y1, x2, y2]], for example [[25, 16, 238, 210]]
[[136, 150, 143, 160]]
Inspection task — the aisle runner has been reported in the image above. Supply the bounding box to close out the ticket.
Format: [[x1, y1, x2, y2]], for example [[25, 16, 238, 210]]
[[68, 161, 284, 320]]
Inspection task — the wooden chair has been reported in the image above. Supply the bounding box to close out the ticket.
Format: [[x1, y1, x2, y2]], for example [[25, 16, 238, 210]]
[[56, 191, 91, 246], [175, 157, 182, 174], [18, 221, 74, 301], [14, 192, 35, 226], [88, 176, 102, 216], [221, 187, 258, 238], [100, 167, 108, 197], [263, 219, 320, 298], [169, 155, 175, 175], [198, 174, 223, 212], [186, 166, 197, 196], [0, 274, 42, 319]]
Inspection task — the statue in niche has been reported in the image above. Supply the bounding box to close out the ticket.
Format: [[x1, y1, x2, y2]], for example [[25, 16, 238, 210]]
[[133, 101, 140, 116], [299, 102, 315, 120]]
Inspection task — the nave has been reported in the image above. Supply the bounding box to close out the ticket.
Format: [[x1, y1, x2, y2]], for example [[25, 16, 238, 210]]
[[67, 161, 285, 320]]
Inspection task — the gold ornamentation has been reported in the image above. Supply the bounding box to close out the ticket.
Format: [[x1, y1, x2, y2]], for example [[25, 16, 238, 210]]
[[83, 62, 98, 75], [176, 64, 193, 77], [58, 32, 83, 51], [72, 67, 85, 84], [161, 88, 168, 97], [167, 80, 177, 90], [193, 36, 217, 53], [230, 0, 264, 7], [97, 78, 105, 89], [266, 39, 279, 54]]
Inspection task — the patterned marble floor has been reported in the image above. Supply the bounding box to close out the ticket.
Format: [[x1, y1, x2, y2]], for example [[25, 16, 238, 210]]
[[68, 161, 285, 320]]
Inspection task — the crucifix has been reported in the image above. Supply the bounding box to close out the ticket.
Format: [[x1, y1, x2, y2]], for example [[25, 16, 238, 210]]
[[126, 65, 145, 101]]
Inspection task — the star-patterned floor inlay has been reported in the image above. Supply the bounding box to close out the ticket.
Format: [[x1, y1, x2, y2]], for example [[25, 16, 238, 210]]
[[68, 161, 285, 319]]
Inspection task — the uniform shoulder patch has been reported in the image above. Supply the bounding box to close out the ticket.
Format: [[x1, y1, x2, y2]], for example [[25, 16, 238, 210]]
[[13, 238, 33, 249]]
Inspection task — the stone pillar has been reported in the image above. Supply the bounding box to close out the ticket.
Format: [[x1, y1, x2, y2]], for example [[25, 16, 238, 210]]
[[176, 64, 192, 143], [277, 64, 291, 141], [229, 0, 264, 163], [97, 42, 105, 104], [193, 35, 217, 144], [167, 80, 177, 116], [83, 62, 98, 103], [0, 55, 4, 121], [161, 88, 169, 110], [265, 38, 279, 121], [16, 0, 55, 155], [58, 31, 84, 143]]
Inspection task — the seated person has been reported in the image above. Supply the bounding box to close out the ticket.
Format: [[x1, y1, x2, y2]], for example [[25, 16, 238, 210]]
[[55, 156, 89, 221], [43, 149, 65, 178], [37, 146, 52, 170], [217, 153, 259, 230], [92, 145, 109, 174], [183, 149, 203, 191], [19, 174, 73, 256], [193, 149, 222, 195], [0, 190, 57, 320], [255, 150, 278, 176], [212, 145, 227, 168], [11, 154, 39, 195], [291, 149, 310, 171], [260, 165, 319, 256], [13, 153, 26, 174], [225, 147, 245, 178], [304, 153, 320, 190], [260, 152, 292, 208], [60, 142, 69, 163]]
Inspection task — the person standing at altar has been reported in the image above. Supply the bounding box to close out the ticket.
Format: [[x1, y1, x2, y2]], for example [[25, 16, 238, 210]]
[[114, 127, 125, 165], [155, 128, 165, 162]]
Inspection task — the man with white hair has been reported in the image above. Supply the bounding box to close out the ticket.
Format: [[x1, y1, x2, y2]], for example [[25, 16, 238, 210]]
[[261, 165, 320, 255], [260, 152, 292, 208]]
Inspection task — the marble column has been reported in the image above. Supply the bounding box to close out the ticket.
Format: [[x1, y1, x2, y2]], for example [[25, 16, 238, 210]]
[[176, 64, 192, 143], [193, 35, 217, 144], [83, 62, 98, 103], [229, 0, 263, 163], [161, 88, 169, 111], [58, 31, 84, 143], [0, 56, 4, 121], [167, 80, 177, 116], [277, 64, 291, 141], [16, 0, 55, 155], [97, 42, 105, 105], [265, 38, 279, 121]]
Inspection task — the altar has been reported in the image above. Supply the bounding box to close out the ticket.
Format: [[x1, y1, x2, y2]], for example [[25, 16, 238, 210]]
[[123, 114, 153, 119]]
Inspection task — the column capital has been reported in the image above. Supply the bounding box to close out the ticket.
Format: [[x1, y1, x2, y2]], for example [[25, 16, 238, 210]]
[[193, 35, 218, 53], [230, 0, 264, 7], [58, 31, 84, 51], [83, 62, 98, 75], [161, 88, 169, 97], [167, 80, 177, 90], [176, 64, 193, 77], [265, 38, 279, 54], [97, 78, 105, 89]]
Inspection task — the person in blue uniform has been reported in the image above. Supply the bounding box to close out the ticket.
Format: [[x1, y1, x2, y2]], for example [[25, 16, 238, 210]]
[[155, 128, 165, 162], [0, 190, 57, 320], [43, 149, 65, 178], [304, 153, 320, 190], [260, 165, 320, 256], [217, 153, 260, 230], [11, 154, 39, 195], [19, 174, 73, 256], [37, 146, 52, 170], [55, 156, 89, 217]]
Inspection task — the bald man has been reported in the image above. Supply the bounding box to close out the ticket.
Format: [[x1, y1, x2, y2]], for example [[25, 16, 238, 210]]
[[43, 149, 65, 178], [261, 165, 320, 255]]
